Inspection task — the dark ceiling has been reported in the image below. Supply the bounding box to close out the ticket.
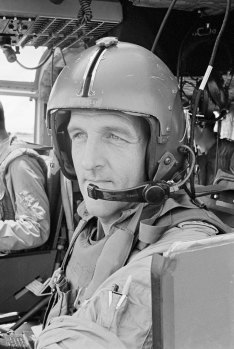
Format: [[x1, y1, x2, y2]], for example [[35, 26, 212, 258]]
[[113, 1, 234, 77]]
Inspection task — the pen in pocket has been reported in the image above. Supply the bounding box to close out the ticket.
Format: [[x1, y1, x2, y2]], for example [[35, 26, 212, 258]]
[[116, 275, 132, 309]]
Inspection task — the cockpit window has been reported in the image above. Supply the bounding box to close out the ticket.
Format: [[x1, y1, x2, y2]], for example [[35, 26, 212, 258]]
[[0, 95, 35, 142], [0, 46, 46, 82], [0, 47, 46, 142]]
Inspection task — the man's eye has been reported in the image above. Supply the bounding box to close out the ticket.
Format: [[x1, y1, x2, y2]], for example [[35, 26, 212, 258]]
[[108, 134, 126, 143], [71, 132, 86, 141], [110, 134, 121, 140]]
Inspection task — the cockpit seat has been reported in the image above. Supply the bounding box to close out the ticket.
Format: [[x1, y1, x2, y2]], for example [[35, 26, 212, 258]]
[[0, 148, 65, 314], [152, 233, 234, 348]]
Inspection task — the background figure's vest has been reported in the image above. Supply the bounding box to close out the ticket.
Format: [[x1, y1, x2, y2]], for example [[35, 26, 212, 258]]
[[0, 140, 47, 221], [0, 188, 15, 221]]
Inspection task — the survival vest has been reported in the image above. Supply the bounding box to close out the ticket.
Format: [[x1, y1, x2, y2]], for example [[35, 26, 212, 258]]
[[43, 195, 231, 326]]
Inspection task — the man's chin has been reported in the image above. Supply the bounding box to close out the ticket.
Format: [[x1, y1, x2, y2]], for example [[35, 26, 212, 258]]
[[84, 197, 127, 221]]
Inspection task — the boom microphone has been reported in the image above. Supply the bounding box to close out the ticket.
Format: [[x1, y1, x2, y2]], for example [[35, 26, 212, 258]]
[[87, 182, 170, 206]]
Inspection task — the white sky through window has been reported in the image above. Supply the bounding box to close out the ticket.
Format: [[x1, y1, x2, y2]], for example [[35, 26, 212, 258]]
[[0, 46, 47, 141], [0, 95, 35, 142], [0, 46, 46, 81]]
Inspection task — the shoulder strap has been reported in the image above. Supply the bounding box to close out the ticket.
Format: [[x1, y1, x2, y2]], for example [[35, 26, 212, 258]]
[[139, 206, 231, 245], [0, 136, 49, 174], [168, 207, 231, 234]]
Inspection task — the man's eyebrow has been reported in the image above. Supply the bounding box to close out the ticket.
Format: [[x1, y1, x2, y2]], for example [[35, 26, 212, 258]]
[[102, 126, 135, 137], [67, 124, 82, 133]]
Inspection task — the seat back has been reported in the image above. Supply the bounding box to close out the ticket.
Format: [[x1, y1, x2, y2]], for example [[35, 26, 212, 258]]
[[0, 149, 66, 314], [0, 250, 57, 313], [43, 149, 64, 250], [201, 169, 234, 228], [151, 234, 234, 349]]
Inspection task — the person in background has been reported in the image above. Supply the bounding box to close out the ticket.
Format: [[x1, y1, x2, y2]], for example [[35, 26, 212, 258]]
[[36, 38, 230, 349], [193, 73, 234, 185], [0, 101, 50, 252]]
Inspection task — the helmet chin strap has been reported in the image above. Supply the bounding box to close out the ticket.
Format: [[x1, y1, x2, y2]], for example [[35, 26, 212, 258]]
[[87, 181, 170, 206]]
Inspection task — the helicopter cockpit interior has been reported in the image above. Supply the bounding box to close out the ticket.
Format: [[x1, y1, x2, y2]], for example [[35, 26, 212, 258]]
[[0, 0, 234, 347]]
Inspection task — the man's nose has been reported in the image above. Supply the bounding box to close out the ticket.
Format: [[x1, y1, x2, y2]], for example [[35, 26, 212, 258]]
[[81, 138, 104, 170]]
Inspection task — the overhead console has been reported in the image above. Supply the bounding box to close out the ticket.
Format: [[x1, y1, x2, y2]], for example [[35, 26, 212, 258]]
[[0, 0, 122, 49]]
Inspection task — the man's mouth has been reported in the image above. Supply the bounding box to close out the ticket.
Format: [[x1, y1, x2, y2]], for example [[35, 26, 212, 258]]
[[85, 180, 112, 189]]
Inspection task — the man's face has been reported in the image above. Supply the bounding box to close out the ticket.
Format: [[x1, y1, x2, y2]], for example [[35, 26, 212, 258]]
[[68, 110, 149, 225]]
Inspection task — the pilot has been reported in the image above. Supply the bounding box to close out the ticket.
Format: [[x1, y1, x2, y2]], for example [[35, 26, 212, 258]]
[[36, 38, 230, 348], [0, 101, 50, 252]]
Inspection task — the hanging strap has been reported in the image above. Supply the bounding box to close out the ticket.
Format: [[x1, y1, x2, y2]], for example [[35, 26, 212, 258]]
[[82, 203, 145, 300], [60, 174, 75, 243]]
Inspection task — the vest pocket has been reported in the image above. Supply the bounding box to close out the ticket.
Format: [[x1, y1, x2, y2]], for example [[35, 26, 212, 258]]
[[46, 287, 72, 325], [75, 284, 151, 347], [79, 287, 130, 330]]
